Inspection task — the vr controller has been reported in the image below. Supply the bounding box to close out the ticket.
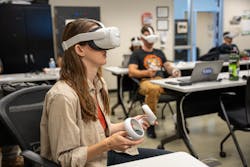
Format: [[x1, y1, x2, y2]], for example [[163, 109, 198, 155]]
[[124, 118, 144, 140], [124, 104, 157, 140], [142, 104, 157, 125]]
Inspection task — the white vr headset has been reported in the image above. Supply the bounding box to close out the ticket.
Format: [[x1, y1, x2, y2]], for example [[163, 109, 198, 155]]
[[223, 32, 237, 39], [131, 37, 142, 46], [141, 26, 158, 44], [62, 19, 120, 51]]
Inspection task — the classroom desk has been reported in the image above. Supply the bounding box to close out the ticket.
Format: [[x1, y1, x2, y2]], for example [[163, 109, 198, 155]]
[[104, 66, 129, 117], [109, 152, 209, 167], [150, 71, 248, 158], [104, 60, 250, 118], [0, 72, 59, 84]]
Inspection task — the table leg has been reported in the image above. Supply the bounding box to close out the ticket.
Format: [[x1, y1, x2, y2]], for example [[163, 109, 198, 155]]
[[178, 94, 198, 158], [111, 74, 128, 118], [157, 94, 198, 159]]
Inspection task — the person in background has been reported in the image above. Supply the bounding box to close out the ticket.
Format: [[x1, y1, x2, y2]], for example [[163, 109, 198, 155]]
[[128, 25, 181, 138], [130, 36, 142, 52], [40, 18, 170, 167], [121, 36, 142, 68], [219, 31, 240, 54]]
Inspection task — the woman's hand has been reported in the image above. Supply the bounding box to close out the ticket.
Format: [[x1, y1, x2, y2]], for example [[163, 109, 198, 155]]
[[132, 115, 158, 130], [105, 131, 144, 152]]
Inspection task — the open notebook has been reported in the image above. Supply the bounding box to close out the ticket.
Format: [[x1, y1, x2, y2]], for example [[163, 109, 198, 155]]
[[178, 61, 224, 83]]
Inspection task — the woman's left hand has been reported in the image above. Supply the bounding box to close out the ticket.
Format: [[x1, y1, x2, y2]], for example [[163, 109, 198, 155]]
[[132, 115, 158, 130]]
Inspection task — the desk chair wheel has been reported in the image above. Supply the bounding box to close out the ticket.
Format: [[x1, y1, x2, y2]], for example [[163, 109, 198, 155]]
[[219, 151, 226, 158], [157, 144, 164, 150]]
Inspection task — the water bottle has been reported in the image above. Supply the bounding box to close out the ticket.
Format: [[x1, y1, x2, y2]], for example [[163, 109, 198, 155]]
[[229, 53, 240, 81], [49, 58, 56, 68]]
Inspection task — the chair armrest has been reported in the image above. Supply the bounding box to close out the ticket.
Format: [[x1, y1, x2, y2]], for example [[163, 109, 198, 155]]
[[21, 150, 59, 167], [131, 77, 140, 85], [220, 92, 237, 96], [220, 92, 237, 104], [219, 91, 243, 114]]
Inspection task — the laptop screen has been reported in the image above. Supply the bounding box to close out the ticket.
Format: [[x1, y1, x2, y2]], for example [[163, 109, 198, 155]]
[[189, 61, 224, 83]]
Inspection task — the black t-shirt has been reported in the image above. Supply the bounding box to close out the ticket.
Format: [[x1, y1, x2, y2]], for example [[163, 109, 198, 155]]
[[219, 43, 240, 54], [128, 49, 168, 78]]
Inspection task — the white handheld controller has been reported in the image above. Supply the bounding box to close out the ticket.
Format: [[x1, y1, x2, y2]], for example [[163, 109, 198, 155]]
[[124, 118, 144, 140], [142, 104, 157, 125], [124, 104, 157, 140]]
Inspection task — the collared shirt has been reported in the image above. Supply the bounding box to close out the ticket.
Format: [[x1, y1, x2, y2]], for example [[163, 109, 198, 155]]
[[40, 77, 112, 167]]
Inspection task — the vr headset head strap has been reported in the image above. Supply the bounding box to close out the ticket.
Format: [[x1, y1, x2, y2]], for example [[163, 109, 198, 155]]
[[62, 19, 105, 51], [147, 26, 154, 35], [62, 31, 105, 51]]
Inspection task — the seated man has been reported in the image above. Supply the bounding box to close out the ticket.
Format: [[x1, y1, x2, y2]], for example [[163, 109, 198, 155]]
[[128, 25, 181, 138], [199, 31, 240, 61], [219, 31, 240, 55]]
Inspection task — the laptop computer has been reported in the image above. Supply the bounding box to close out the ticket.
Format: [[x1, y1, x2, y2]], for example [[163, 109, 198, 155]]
[[178, 61, 224, 83], [219, 54, 230, 62]]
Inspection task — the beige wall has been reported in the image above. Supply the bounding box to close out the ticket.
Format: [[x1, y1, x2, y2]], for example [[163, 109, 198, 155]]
[[49, 0, 173, 90], [224, 0, 250, 52]]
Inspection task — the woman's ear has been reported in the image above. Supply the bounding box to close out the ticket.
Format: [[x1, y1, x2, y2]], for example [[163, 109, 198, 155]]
[[74, 44, 85, 57]]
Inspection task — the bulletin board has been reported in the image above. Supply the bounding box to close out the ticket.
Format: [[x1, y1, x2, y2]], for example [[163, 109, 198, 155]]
[[54, 6, 100, 55]]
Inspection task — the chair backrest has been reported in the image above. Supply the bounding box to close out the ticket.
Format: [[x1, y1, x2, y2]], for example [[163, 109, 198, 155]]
[[245, 77, 250, 124], [0, 85, 51, 151]]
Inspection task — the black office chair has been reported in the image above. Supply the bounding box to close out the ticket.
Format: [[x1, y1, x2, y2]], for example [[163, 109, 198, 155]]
[[0, 85, 59, 167], [218, 77, 250, 167]]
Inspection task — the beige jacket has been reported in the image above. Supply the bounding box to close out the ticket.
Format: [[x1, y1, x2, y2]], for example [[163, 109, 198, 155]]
[[40, 78, 112, 167]]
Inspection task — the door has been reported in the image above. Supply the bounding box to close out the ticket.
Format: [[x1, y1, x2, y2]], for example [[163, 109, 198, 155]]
[[196, 12, 216, 57]]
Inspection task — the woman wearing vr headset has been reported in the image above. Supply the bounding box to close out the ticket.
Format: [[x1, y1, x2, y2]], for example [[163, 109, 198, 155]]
[[128, 25, 181, 138], [40, 19, 169, 167]]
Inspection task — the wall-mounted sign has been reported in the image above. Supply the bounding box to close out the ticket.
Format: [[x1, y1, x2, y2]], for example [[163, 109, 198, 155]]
[[156, 6, 169, 18], [176, 20, 188, 34], [241, 10, 250, 35], [141, 12, 153, 25], [157, 19, 168, 31]]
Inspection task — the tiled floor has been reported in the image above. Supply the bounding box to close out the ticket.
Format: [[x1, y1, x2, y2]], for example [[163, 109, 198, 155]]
[[109, 92, 250, 167]]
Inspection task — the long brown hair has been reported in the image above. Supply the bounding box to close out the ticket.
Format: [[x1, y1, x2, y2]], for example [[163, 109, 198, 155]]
[[60, 19, 110, 122]]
